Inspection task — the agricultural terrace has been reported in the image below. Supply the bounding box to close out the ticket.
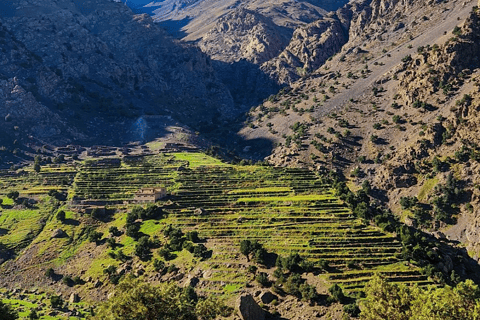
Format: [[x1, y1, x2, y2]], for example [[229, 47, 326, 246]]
[[0, 152, 429, 307]]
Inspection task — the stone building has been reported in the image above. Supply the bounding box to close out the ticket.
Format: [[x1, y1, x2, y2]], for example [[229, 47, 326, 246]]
[[134, 187, 167, 203]]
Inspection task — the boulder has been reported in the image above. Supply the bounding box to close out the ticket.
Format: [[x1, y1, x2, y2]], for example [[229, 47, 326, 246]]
[[237, 294, 265, 320], [260, 291, 278, 304], [51, 229, 67, 239], [194, 208, 207, 216], [69, 293, 80, 303]]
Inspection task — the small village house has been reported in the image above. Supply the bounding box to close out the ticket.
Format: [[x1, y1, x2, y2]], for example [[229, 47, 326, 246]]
[[134, 187, 167, 203]]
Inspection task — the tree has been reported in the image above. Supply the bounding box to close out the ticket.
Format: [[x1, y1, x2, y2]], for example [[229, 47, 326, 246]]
[[134, 236, 152, 261], [50, 295, 63, 309], [94, 277, 230, 320], [6, 191, 19, 201], [240, 240, 253, 261], [109, 226, 121, 237], [45, 268, 54, 278], [361, 275, 480, 320], [28, 308, 39, 320], [88, 230, 102, 243], [0, 300, 18, 320], [33, 162, 41, 173], [56, 210, 66, 222]]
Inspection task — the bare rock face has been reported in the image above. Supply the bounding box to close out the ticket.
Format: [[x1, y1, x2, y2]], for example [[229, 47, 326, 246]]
[[261, 16, 348, 84], [237, 294, 265, 320], [199, 8, 290, 65]]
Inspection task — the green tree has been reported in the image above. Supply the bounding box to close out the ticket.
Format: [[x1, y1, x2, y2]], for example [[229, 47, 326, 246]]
[[6, 191, 19, 201], [0, 300, 18, 320], [240, 240, 252, 261], [28, 308, 39, 320], [50, 295, 63, 309], [94, 277, 230, 320], [360, 275, 412, 320], [134, 236, 152, 261], [56, 210, 66, 222]]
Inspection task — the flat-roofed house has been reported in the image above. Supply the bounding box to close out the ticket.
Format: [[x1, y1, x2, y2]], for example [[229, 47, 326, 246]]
[[134, 187, 167, 203]]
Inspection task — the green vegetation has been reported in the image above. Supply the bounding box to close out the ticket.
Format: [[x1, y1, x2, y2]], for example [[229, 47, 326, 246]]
[[94, 277, 231, 320], [0, 152, 450, 316], [361, 275, 480, 319]]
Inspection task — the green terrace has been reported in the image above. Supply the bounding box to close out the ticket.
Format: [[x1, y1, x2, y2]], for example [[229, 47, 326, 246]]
[[0, 152, 430, 300]]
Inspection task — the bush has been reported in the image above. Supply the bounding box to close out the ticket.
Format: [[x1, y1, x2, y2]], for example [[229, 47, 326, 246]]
[[109, 226, 121, 237], [255, 272, 270, 287], [56, 210, 66, 222], [6, 191, 19, 201], [0, 301, 18, 320], [28, 308, 39, 320], [328, 284, 345, 303], [45, 267, 54, 278], [88, 230, 102, 243], [153, 259, 165, 272], [344, 303, 360, 317], [247, 265, 258, 274], [134, 236, 152, 261], [50, 295, 63, 309], [62, 275, 73, 286]]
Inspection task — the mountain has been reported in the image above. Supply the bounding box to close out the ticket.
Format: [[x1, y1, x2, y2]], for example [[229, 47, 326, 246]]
[[241, 0, 480, 255], [0, 0, 234, 149]]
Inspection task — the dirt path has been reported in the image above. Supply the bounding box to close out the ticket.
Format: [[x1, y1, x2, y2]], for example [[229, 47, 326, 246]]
[[314, 0, 477, 117]]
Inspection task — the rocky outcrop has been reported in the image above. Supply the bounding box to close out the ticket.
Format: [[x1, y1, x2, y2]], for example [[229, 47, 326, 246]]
[[198, 8, 290, 65], [261, 16, 348, 84], [237, 294, 265, 320]]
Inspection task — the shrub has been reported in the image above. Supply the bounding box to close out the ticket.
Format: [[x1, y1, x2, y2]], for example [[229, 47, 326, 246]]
[[56, 210, 66, 222], [255, 272, 270, 287], [62, 275, 73, 286], [50, 295, 63, 309], [45, 267, 54, 278], [88, 230, 102, 243], [247, 265, 258, 274], [6, 191, 19, 201], [134, 236, 152, 261], [328, 284, 345, 303], [0, 301, 18, 320], [402, 55, 412, 63], [28, 308, 39, 320], [344, 303, 360, 317], [153, 259, 165, 272], [400, 196, 418, 210], [109, 226, 121, 237]]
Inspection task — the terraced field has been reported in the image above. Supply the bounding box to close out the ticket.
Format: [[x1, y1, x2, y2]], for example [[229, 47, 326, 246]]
[[0, 152, 430, 304], [154, 155, 430, 294]]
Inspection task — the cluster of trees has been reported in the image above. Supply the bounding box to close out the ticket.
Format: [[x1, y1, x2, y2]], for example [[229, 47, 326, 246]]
[[159, 227, 208, 261], [272, 253, 319, 302], [361, 275, 480, 320], [94, 277, 231, 320]]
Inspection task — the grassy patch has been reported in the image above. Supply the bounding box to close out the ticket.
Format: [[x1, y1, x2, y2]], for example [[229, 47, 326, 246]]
[[418, 177, 439, 201]]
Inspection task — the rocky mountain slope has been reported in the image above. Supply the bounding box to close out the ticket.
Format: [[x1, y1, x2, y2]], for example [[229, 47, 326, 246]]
[[241, 0, 480, 259], [0, 0, 234, 149]]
